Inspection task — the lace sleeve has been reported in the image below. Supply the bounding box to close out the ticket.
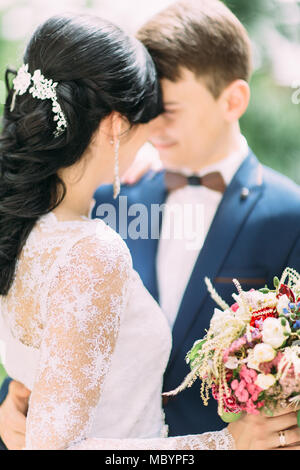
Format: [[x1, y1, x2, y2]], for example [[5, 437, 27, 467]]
[[68, 428, 235, 450], [25, 234, 131, 450]]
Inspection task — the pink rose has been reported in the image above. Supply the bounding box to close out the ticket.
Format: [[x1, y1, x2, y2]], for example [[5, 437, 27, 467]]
[[235, 388, 249, 403], [231, 380, 239, 391]]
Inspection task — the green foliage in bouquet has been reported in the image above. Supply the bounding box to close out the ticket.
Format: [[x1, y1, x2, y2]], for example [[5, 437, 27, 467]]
[[186, 339, 207, 370]]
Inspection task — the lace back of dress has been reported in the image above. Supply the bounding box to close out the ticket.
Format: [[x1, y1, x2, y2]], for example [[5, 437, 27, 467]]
[[2, 217, 66, 348]]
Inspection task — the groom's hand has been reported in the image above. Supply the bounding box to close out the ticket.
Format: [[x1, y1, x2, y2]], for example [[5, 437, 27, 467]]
[[0, 380, 30, 450], [228, 408, 300, 450]]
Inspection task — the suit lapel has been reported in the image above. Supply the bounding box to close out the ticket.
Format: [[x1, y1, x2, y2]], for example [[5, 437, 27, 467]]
[[167, 152, 264, 368]]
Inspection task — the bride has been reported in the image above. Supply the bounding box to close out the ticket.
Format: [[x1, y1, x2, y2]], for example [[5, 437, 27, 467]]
[[0, 13, 235, 450]]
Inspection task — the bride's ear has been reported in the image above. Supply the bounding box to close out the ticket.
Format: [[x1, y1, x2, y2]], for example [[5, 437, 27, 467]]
[[110, 112, 122, 144], [93, 112, 130, 149], [103, 112, 126, 144]]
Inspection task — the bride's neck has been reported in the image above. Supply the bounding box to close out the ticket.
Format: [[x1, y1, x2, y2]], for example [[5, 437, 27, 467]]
[[54, 153, 103, 221]]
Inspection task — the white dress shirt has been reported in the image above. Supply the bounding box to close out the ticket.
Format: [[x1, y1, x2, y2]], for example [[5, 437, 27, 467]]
[[156, 135, 249, 328]]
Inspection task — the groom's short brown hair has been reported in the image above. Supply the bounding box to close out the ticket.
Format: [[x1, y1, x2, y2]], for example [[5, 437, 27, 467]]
[[137, 0, 252, 98]]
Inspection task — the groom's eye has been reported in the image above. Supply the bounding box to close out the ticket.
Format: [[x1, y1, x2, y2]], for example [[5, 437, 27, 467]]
[[164, 109, 176, 115]]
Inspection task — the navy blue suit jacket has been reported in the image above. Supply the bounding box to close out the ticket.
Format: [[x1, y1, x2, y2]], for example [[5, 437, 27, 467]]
[[92, 151, 300, 435]]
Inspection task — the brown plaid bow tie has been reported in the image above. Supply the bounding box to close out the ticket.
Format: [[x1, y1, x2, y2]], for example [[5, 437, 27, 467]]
[[164, 171, 227, 194]]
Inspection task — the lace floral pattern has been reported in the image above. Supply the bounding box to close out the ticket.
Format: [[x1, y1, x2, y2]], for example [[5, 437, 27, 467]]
[[0, 212, 234, 450], [69, 428, 235, 450]]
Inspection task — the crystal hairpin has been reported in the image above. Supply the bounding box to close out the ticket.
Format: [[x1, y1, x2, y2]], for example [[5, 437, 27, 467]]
[[10, 64, 67, 137]]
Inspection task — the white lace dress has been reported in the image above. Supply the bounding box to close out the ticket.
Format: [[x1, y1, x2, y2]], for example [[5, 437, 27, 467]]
[[0, 212, 234, 450]]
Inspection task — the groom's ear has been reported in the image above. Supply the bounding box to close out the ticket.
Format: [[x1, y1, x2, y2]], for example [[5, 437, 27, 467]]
[[220, 79, 250, 123]]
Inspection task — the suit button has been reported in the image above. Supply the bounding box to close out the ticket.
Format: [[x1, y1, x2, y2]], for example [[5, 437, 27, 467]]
[[241, 187, 250, 200]]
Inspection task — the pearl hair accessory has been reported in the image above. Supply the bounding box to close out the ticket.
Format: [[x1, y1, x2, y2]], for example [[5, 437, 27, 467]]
[[10, 64, 67, 138]]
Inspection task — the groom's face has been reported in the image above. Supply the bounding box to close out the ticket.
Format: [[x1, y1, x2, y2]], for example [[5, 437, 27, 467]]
[[149, 68, 228, 172]]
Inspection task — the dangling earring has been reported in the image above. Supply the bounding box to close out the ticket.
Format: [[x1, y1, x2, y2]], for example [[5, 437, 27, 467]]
[[112, 138, 120, 199]]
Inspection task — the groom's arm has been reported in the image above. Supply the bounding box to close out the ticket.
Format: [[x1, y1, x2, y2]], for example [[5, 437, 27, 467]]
[[0, 379, 29, 450]]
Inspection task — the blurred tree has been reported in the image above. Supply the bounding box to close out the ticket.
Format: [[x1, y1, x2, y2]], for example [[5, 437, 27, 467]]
[[0, 13, 24, 118], [224, 0, 277, 29], [241, 72, 300, 183], [224, 0, 300, 184]]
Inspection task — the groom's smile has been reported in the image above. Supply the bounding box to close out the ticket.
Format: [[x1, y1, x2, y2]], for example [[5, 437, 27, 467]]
[[148, 68, 246, 174]]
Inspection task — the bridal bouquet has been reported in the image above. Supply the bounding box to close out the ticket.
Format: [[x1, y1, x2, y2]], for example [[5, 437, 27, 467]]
[[165, 267, 300, 424]]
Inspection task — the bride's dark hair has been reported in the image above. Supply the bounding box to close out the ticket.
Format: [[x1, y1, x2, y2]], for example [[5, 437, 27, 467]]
[[0, 13, 163, 296]]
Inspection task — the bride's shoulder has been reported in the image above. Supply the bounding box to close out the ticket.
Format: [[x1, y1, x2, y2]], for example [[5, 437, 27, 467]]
[[62, 217, 133, 280], [35, 213, 133, 279], [75, 218, 132, 269]]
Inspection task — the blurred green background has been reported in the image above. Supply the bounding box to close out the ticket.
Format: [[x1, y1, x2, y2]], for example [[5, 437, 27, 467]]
[[0, 365, 5, 386], [0, 0, 300, 387]]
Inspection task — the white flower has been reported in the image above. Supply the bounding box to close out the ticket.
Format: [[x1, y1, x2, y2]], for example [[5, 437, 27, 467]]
[[224, 356, 239, 369], [262, 317, 291, 349], [210, 308, 234, 335], [245, 350, 261, 371], [231, 294, 248, 319], [243, 290, 277, 310], [255, 373, 276, 390], [276, 294, 290, 315], [253, 343, 276, 363]]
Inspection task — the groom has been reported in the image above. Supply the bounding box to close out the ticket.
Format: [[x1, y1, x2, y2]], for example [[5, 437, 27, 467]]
[[1, 0, 300, 449], [93, 0, 300, 438]]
